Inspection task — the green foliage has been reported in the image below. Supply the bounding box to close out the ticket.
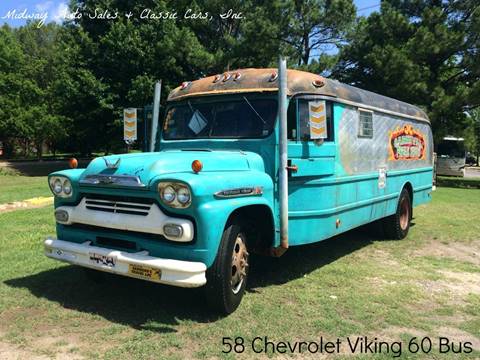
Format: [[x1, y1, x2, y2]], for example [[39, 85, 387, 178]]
[[334, 0, 480, 140], [0, 23, 70, 157], [0, 0, 479, 156], [0, 167, 20, 176]]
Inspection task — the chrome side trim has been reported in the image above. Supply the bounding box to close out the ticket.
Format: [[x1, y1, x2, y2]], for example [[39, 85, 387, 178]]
[[214, 187, 263, 199]]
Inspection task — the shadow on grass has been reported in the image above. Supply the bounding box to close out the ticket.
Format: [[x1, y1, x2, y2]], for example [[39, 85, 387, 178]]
[[4, 225, 380, 331], [247, 224, 379, 289]]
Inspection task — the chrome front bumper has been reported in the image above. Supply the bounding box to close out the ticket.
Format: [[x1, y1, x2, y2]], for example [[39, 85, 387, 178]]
[[44, 238, 206, 288]]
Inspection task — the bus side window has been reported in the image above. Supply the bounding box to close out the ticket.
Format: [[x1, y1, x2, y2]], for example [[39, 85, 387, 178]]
[[358, 109, 373, 138], [298, 100, 333, 142]]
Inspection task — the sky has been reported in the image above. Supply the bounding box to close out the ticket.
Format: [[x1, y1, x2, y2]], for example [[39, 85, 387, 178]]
[[0, 0, 381, 28]]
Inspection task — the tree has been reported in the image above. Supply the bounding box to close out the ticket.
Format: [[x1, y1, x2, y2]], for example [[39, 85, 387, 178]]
[[13, 23, 72, 158], [334, 0, 480, 139], [0, 24, 69, 158], [0, 25, 29, 156], [278, 0, 356, 66]]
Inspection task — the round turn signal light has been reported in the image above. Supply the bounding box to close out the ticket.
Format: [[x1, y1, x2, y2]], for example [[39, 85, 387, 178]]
[[69, 157, 78, 169], [192, 160, 203, 173]]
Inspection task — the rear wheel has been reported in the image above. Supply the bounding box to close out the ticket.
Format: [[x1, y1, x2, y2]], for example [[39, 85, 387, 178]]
[[382, 188, 412, 240], [205, 221, 249, 315]]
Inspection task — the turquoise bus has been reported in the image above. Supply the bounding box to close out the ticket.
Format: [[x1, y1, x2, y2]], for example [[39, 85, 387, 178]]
[[45, 62, 434, 314]]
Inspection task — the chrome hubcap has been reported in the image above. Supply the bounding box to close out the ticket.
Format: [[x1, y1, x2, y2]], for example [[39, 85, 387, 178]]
[[231, 234, 249, 294]]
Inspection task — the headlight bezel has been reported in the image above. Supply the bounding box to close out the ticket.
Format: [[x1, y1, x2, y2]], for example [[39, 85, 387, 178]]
[[49, 176, 73, 198], [158, 182, 192, 208]]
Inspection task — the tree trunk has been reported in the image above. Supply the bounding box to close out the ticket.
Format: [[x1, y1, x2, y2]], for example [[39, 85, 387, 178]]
[[36, 140, 43, 160], [23, 139, 28, 158], [302, 31, 310, 65]]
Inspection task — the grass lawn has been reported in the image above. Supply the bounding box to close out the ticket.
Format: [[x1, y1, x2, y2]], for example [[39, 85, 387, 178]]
[[0, 187, 478, 359], [0, 174, 50, 204]]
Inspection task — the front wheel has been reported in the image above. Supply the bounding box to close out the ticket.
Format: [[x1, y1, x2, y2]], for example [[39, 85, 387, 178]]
[[205, 221, 250, 315], [382, 188, 412, 240]]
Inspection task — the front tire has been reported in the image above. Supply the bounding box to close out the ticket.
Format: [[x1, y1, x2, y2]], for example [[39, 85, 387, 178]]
[[382, 188, 412, 240], [205, 221, 249, 315]]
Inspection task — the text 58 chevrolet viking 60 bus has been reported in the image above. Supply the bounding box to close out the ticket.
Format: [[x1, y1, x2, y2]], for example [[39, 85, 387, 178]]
[[45, 60, 434, 314]]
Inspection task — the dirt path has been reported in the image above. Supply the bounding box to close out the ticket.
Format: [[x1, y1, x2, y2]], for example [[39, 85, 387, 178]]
[[0, 333, 84, 360], [0, 197, 53, 213]]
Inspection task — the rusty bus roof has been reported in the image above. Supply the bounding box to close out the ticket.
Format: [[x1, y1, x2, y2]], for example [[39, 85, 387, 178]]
[[167, 68, 429, 122]]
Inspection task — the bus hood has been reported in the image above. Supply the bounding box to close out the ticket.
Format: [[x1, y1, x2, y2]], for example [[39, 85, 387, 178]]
[[80, 150, 265, 186]]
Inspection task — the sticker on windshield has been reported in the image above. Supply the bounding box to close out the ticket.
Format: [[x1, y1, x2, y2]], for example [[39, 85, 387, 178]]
[[188, 110, 208, 135]]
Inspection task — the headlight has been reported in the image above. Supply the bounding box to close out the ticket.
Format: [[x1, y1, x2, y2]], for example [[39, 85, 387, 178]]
[[63, 179, 72, 195], [53, 179, 63, 194], [177, 187, 190, 204], [158, 182, 191, 208], [49, 176, 73, 198], [162, 186, 176, 203]]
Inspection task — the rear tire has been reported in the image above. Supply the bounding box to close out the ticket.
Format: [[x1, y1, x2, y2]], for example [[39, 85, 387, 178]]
[[205, 221, 249, 315], [382, 188, 412, 240]]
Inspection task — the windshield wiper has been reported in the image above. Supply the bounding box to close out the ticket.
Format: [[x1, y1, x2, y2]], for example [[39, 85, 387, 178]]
[[243, 96, 266, 125], [187, 100, 209, 121]]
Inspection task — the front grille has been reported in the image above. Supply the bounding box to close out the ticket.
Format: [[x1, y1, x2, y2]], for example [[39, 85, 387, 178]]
[[84, 195, 154, 216], [66, 223, 169, 242], [96, 236, 137, 250]]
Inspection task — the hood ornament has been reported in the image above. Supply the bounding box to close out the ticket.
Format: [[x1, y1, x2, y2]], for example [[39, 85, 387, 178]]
[[103, 157, 121, 169]]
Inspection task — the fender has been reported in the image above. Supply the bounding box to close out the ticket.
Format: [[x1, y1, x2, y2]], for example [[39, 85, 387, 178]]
[[48, 169, 86, 205], [150, 170, 275, 267]]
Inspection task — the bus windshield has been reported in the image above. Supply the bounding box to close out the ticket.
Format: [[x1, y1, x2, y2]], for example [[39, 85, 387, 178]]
[[437, 140, 466, 158], [162, 97, 277, 140]]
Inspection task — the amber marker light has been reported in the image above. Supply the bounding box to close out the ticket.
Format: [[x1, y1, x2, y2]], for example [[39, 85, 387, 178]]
[[312, 78, 325, 87], [69, 157, 78, 169], [192, 160, 203, 173], [233, 72, 242, 81], [222, 72, 231, 82], [269, 71, 278, 82]]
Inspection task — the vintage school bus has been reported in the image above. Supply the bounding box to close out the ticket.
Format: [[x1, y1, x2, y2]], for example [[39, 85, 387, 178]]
[[45, 61, 434, 314]]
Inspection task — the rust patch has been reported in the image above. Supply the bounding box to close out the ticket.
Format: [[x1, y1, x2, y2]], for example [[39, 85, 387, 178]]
[[167, 68, 430, 122]]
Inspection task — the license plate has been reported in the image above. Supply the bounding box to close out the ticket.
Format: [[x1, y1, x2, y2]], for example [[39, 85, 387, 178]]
[[89, 253, 116, 267], [128, 264, 161, 280]]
